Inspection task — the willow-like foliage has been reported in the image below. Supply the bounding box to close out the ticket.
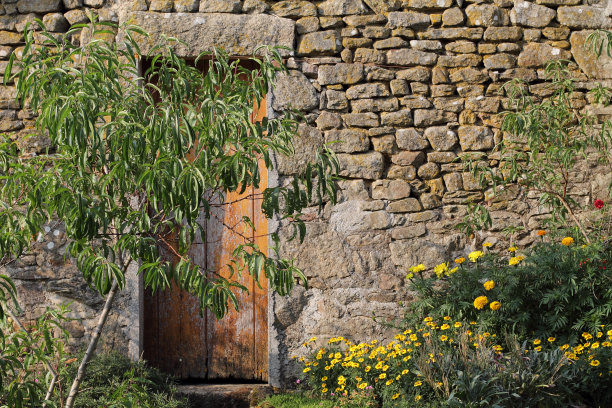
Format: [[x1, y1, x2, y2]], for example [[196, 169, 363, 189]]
[[0, 19, 338, 321]]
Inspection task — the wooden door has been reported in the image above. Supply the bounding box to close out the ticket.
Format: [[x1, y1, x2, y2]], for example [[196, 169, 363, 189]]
[[143, 62, 268, 381]]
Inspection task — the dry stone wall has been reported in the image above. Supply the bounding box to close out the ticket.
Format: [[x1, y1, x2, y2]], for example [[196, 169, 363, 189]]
[[0, 0, 611, 385]]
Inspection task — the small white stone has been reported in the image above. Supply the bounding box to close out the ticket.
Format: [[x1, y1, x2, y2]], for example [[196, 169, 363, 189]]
[[437, 0, 446, 6], [47, 242, 55, 250], [53, 230, 60, 236], [44, 226, 51, 233], [551, 48, 560, 56], [476, 95, 484, 100]]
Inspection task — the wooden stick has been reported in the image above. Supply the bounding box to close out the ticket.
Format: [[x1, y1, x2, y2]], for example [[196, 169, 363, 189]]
[[64, 279, 119, 408]]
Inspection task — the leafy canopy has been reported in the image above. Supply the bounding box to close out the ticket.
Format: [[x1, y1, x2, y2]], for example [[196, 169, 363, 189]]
[[0, 20, 338, 320]]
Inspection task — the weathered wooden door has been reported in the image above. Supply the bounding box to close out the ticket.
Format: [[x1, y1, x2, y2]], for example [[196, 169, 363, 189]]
[[143, 62, 268, 381]]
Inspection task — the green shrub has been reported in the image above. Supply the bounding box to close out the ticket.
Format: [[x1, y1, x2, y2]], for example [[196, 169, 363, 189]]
[[56, 353, 190, 408], [297, 320, 611, 408], [404, 238, 612, 344]]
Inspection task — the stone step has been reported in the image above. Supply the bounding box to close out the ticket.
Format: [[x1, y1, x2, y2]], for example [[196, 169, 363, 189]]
[[176, 383, 274, 408]]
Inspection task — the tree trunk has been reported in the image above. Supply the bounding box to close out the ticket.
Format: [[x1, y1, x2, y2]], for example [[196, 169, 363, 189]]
[[64, 280, 119, 408]]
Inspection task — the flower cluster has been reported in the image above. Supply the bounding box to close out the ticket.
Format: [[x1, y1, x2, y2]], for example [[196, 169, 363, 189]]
[[296, 322, 612, 406]]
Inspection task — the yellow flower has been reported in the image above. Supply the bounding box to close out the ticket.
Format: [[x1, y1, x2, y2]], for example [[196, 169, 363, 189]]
[[321, 388, 328, 393], [561, 237, 574, 246], [415, 395, 422, 402], [385, 379, 393, 386], [534, 346, 542, 352], [441, 324, 450, 330], [483, 242, 492, 248], [358, 383, 367, 389], [448, 266, 459, 275], [455, 257, 466, 264], [444, 316, 451, 320], [338, 376, 346, 385], [303, 367, 311, 373], [409, 264, 426, 273], [405, 272, 414, 280], [533, 339, 541, 345], [379, 373, 386, 379], [590, 360, 600, 367], [440, 335, 448, 341], [483, 280, 495, 291], [473, 296, 488, 310], [392, 393, 400, 400], [424, 317, 433, 322], [548, 337, 556, 343], [509, 256, 523, 266], [489, 301, 501, 311], [414, 380, 423, 387], [508, 246, 518, 253], [468, 251, 484, 262], [454, 322, 462, 328], [434, 262, 449, 278], [560, 344, 570, 351]]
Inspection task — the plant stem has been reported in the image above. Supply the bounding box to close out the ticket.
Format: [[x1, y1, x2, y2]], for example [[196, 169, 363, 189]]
[[64, 279, 119, 408], [5, 307, 59, 407]]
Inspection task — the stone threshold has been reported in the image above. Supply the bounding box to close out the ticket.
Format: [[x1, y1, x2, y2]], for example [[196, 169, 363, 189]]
[[176, 383, 276, 408]]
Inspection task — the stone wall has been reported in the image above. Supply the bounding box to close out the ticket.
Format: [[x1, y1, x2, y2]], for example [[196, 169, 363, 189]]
[[0, 0, 611, 386]]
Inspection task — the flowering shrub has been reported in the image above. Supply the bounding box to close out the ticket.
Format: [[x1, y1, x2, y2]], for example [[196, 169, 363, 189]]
[[297, 320, 612, 407], [404, 237, 612, 344]]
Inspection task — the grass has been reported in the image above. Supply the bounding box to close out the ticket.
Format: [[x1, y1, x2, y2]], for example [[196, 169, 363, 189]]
[[260, 393, 336, 408]]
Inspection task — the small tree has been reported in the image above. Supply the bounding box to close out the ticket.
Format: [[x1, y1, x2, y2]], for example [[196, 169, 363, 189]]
[[0, 20, 337, 407]]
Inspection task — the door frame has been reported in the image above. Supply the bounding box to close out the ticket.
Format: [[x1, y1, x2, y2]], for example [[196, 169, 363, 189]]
[[118, 11, 295, 387]]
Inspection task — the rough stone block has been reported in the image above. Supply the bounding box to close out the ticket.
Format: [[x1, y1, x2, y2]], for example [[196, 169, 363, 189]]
[[557, 6, 610, 29], [449, 67, 488, 83], [373, 37, 408, 49], [17, 0, 61, 13], [419, 27, 483, 40], [316, 111, 342, 130], [437, 54, 481, 67], [298, 30, 342, 56], [396, 66, 430, 81], [425, 126, 457, 151], [418, 162, 440, 180], [570, 30, 612, 79], [396, 128, 429, 150], [390, 223, 426, 238], [318, 63, 364, 85], [511, 0, 555, 28], [391, 151, 426, 166], [387, 49, 438, 66], [342, 112, 379, 127], [0, 31, 22, 44], [442, 7, 464, 26], [351, 97, 399, 112], [363, 26, 391, 39], [433, 97, 464, 113], [465, 96, 500, 113], [150, 0, 174, 11], [325, 128, 370, 153], [346, 83, 389, 99], [42, 12, 69, 32], [121, 12, 295, 58], [517, 42, 570, 67], [387, 164, 416, 180], [387, 11, 430, 28], [62, 0, 83, 8], [272, 71, 319, 112], [353, 48, 386, 64], [325, 89, 349, 110], [363, 0, 401, 14], [277, 124, 323, 175], [483, 26, 522, 42], [414, 109, 457, 126], [372, 179, 411, 200], [465, 4, 503, 26], [445, 40, 476, 54], [458, 126, 494, 151], [410, 40, 443, 51], [318, 0, 368, 16], [271, 1, 317, 18], [390, 79, 410, 96], [381, 109, 412, 127], [338, 152, 385, 179]]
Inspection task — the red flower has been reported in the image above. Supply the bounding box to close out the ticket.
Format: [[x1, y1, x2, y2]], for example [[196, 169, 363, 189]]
[[594, 199, 604, 209]]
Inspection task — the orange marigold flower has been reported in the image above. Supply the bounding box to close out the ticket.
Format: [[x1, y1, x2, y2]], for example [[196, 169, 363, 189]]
[[473, 296, 488, 310], [489, 301, 501, 311], [561, 237, 574, 246], [536, 230, 546, 236]]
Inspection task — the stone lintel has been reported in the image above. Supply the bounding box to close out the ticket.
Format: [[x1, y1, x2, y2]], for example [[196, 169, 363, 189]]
[[119, 12, 295, 57]]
